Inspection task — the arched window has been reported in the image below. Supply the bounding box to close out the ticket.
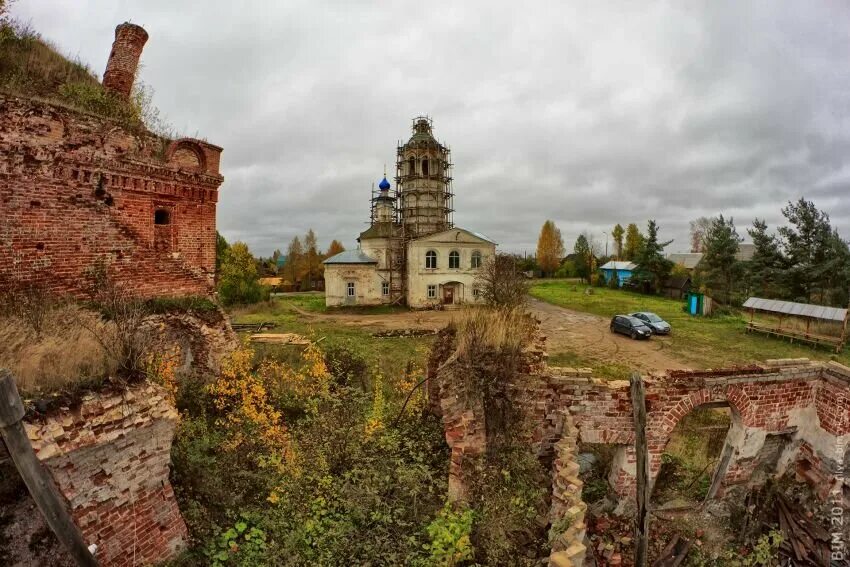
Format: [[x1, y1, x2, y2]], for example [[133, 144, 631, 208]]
[[425, 250, 437, 269], [471, 250, 482, 268], [422, 158, 429, 176], [449, 250, 460, 269], [408, 157, 416, 176]]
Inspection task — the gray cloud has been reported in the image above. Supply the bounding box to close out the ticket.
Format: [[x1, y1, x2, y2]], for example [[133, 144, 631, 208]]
[[14, 0, 850, 255]]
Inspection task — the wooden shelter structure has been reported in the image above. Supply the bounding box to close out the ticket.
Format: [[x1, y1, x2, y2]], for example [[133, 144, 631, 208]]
[[743, 297, 848, 352]]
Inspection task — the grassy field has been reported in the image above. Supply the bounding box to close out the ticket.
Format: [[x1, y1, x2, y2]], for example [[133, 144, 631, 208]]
[[530, 280, 850, 369], [229, 295, 432, 386]]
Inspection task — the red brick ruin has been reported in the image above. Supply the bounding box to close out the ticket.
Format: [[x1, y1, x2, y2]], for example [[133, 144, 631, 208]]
[[429, 329, 850, 566], [1, 22, 224, 566], [0, 22, 223, 298]]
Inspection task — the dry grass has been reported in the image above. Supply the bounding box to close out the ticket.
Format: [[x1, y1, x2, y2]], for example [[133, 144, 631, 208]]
[[0, 305, 116, 395], [450, 306, 535, 360], [0, 20, 100, 98]]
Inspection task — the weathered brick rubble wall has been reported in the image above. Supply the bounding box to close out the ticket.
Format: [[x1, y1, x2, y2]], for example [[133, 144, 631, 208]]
[[430, 327, 850, 566], [0, 94, 224, 298], [429, 331, 589, 566], [544, 359, 850, 499], [23, 381, 186, 566]]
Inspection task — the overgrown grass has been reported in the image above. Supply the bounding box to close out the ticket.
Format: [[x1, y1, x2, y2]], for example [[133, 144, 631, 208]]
[[0, 20, 171, 135], [0, 305, 114, 396], [531, 280, 850, 368], [229, 296, 433, 396], [653, 408, 732, 505], [548, 350, 632, 381]]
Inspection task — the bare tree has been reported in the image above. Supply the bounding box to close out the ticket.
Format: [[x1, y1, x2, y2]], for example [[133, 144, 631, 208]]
[[81, 262, 152, 378], [474, 253, 530, 308]]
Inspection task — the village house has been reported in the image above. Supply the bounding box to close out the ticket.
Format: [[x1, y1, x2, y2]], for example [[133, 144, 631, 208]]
[[324, 117, 495, 308]]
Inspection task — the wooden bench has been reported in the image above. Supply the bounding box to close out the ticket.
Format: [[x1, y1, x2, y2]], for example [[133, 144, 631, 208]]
[[746, 321, 844, 352]]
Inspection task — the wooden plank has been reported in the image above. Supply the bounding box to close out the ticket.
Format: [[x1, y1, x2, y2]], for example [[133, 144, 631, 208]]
[[0, 370, 99, 566], [631, 372, 649, 567]]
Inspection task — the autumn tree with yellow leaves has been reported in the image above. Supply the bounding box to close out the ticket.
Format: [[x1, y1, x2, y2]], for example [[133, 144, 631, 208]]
[[536, 220, 565, 277]]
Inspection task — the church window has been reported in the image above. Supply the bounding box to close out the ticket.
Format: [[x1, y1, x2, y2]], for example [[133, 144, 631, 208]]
[[408, 157, 416, 176], [347, 282, 355, 297], [426, 250, 437, 269], [427, 285, 436, 299], [382, 281, 389, 296], [473, 286, 481, 298], [471, 250, 482, 268], [449, 250, 460, 269], [422, 158, 429, 176]]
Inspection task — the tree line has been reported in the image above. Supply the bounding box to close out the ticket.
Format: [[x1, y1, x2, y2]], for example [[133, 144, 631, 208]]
[[216, 230, 346, 305], [692, 198, 850, 307], [530, 198, 849, 308], [534, 219, 674, 291]]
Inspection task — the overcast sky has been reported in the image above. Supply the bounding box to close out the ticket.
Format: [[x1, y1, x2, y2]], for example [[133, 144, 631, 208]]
[[12, 1, 850, 256]]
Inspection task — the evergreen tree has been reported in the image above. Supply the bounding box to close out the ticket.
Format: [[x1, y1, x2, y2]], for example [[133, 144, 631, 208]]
[[573, 233, 592, 283], [746, 219, 785, 298], [777, 199, 833, 302], [698, 215, 742, 304], [818, 230, 850, 307], [536, 220, 565, 277], [624, 223, 644, 261], [632, 220, 672, 292], [611, 224, 625, 259]]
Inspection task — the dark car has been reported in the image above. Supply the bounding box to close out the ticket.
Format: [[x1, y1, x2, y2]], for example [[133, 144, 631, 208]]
[[630, 312, 671, 335], [610, 315, 653, 340]]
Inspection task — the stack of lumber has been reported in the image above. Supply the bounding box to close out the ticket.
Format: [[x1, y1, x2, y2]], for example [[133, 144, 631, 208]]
[[776, 494, 843, 566], [651, 534, 691, 567], [249, 333, 310, 345]]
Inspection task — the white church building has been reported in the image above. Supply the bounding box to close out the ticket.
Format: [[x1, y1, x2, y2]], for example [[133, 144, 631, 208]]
[[324, 117, 496, 308]]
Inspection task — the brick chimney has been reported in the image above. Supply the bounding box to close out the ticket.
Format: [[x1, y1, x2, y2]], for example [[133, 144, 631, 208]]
[[102, 23, 149, 98]]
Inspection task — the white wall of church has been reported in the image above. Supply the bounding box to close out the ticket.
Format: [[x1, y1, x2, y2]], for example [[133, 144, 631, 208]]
[[324, 264, 386, 307], [406, 231, 495, 308]]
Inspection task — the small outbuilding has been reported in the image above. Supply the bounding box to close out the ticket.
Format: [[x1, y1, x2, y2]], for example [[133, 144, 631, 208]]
[[743, 297, 848, 352], [662, 275, 692, 300], [599, 261, 637, 287]]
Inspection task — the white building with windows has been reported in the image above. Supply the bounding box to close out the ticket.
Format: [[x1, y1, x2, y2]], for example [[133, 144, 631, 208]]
[[323, 117, 496, 308]]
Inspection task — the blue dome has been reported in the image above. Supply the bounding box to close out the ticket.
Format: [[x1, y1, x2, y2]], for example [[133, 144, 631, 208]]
[[378, 177, 391, 191]]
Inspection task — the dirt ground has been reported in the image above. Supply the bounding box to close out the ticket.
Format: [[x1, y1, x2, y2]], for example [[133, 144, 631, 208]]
[[295, 298, 689, 372]]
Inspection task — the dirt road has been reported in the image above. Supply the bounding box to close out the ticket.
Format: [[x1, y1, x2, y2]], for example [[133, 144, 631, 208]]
[[527, 297, 689, 371], [293, 299, 689, 371]]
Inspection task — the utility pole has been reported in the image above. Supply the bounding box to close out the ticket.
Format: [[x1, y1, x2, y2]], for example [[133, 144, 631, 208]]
[[631, 372, 649, 567]]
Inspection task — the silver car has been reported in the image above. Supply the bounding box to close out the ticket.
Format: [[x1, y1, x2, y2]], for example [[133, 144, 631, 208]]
[[630, 312, 671, 335]]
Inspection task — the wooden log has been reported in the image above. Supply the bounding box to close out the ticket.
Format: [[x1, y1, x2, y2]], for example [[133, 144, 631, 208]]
[[0, 369, 98, 566], [631, 372, 650, 567]]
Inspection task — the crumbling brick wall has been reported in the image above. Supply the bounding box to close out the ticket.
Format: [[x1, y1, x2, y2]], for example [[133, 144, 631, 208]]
[[0, 23, 223, 299], [430, 325, 850, 561], [23, 382, 187, 566]]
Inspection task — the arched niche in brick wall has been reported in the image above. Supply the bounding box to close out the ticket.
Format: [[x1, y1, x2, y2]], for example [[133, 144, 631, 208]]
[[165, 139, 207, 173]]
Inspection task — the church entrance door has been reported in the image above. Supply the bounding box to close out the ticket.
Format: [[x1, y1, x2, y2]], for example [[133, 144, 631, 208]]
[[442, 285, 454, 305]]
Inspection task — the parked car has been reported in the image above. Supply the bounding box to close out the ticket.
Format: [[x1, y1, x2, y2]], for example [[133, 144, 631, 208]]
[[609, 315, 653, 340], [630, 312, 671, 335]]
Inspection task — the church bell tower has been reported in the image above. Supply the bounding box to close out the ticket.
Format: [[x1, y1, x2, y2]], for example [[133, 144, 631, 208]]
[[395, 117, 454, 239]]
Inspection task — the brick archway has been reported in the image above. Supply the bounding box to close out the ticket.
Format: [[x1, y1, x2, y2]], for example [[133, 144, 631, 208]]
[[647, 385, 752, 493]]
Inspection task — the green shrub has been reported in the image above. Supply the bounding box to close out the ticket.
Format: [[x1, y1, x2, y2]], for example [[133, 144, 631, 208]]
[[204, 515, 267, 567], [322, 341, 369, 390], [422, 503, 475, 567]]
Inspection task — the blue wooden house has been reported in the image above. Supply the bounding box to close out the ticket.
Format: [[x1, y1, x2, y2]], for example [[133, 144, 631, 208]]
[[599, 261, 637, 287]]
